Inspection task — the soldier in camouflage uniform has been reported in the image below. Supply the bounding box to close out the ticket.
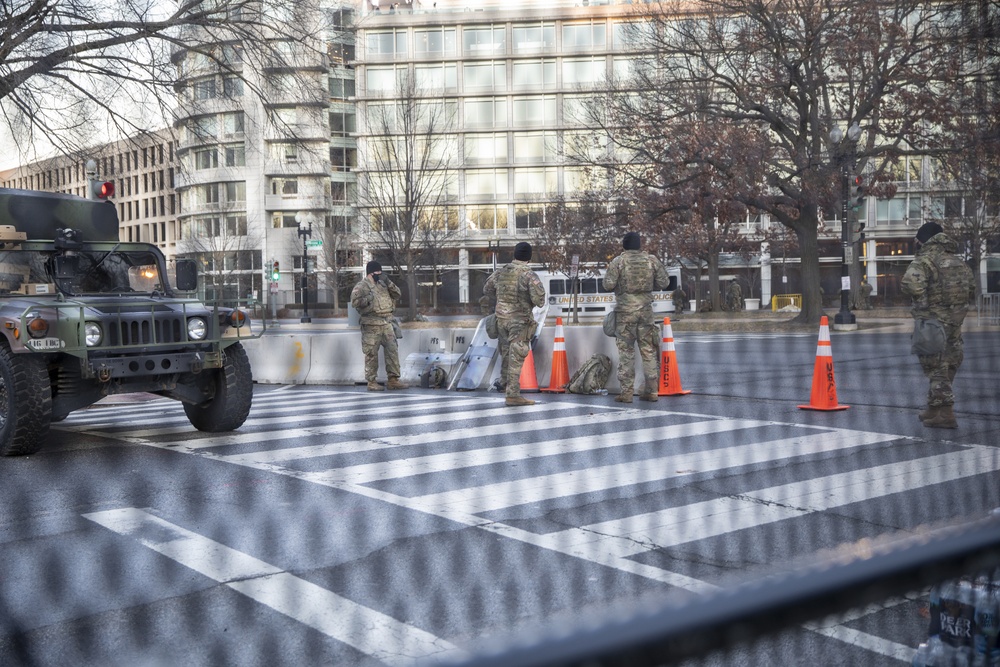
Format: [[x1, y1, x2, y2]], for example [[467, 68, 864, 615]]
[[603, 232, 671, 403], [671, 286, 687, 313], [351, 261, 408, 392], [726, 281, 743, 312], [483, 242, 546, 407], [901, 222, 975, 429]]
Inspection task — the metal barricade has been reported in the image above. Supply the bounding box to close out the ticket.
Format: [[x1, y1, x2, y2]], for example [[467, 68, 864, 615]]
[[771, 293, 802, 311], [979, 293, 1000, 325]]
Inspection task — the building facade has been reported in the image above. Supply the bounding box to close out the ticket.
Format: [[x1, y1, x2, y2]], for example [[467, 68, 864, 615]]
[[3, 0, 997, 312]]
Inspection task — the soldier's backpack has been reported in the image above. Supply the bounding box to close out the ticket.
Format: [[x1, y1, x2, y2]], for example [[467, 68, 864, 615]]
[[420, 364, 448, 388], [567, 353, 612, 394]]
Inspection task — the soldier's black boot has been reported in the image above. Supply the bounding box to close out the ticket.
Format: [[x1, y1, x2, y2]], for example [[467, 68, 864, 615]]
[[924, 405, 958, 429]]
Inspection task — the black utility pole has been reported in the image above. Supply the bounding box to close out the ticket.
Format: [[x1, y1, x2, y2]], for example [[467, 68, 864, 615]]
[[298, 220, 313, 323], [830, 122, 860, 331]]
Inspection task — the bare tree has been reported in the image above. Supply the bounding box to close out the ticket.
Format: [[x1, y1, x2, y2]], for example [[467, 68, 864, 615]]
[[593, 0, 965, 323], [178, 217, 262, 306], [315, 221, 358, 316], [357, 72, 457, 321], [0, 0, 329, 163]]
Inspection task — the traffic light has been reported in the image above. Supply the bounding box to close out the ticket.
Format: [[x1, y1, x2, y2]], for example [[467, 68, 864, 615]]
[[270, 261, 280, 281], [850, 174, 866, 211], [87, 179, 114, 200], [853, 221, 867, 244]]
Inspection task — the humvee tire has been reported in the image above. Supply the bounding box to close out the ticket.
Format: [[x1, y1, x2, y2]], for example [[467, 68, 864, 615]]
[[183, 342, 253, 432], [0, 344, 52, 456]]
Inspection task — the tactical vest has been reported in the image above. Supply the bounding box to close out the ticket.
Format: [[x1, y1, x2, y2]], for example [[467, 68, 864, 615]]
[[496, 263, 534, 313], [617, 252, 654, 294]]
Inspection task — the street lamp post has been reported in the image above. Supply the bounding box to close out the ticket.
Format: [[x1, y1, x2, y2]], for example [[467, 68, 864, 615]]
[[296, 214, 313, 323], [830, 122, 861, 331]]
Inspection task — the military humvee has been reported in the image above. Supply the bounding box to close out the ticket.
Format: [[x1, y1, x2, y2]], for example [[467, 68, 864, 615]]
[[0, 187, 260, 455]]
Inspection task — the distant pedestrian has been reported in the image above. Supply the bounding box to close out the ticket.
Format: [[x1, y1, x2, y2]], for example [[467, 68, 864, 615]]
[[901, 222, 975, 428], [351, 261, 408, 391], [859, 278, 873, 310], [671, 286, 687, 313], [603, 232, 671, 403], [726, 281, 743, 312], [483, 242, 545, 407]]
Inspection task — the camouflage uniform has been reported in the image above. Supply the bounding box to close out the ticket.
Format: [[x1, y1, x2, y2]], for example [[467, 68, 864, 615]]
[[859, 280, 873, 310], [604, 249, 670, 401], [351, 275, 403, 386], [483, 260, 545, 400], [671, 288, 687, 313], [726, 282, 743, 312], [900, 232, 975, 423]]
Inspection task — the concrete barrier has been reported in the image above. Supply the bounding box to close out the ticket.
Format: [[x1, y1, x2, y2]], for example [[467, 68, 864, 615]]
[[244, 324, 656, 393]]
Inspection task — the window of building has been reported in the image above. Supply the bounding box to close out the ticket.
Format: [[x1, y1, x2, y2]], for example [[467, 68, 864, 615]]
[[612, 55, 653, 81], [515, 206, 546, 231], [514, 168, 557, 195], [562, 22, 607, 50], [414, 63, 458, 92], [465, 169, 508, 199], [563, 57, 606, 86], [513, 132, 557, 163], [330, 111, 357, 136], [513, 96, 557, 126], [367, 66, 404, 94], [222, 76, 244, 97], [272, 212, 298, 228], [466, 204, 508, 233], [612, 20, 653, 50], [329, 76, 356, 99], [330, 147, 357, 172], [224, 182, 246, 202], [327, 42, 356, 66], [419, 207, 460, 231], [512, 23, 555, 52], [367, 30, 408, 57], [414, 27, 457, 56], [512, 60, 556, 89], [463, 26, 505, 56], [465, 134, 508, 165], [875, 197, 908, 224], [272, 178, 299, 196], [191, 116, 218, 140], [225, 214, 247, 236], [463, 62, 506, 91], [222, 111, 243, 137], [225, 144, 246, 167], [194, 148, 219, 170], [193, 78, 216, 100], [562, 95, 592, 126], [331, 181, 348, 202], [464, 98, 507, 129]]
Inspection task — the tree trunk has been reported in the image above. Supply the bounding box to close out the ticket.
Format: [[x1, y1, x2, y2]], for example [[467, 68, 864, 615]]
[[406, 260, 419, 321], [792, 218, 825, 324], [708, 252, 721, 311]]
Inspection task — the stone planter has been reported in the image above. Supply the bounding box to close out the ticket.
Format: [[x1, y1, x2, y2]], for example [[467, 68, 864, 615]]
[[745, 298, 760, 310]]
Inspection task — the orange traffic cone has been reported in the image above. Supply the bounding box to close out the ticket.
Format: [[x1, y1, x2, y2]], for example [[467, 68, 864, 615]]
[[658, 317, 691, 396], [519, 348, 540, 393], [541, 317, 570, 393], [798, 316, 849, 411]]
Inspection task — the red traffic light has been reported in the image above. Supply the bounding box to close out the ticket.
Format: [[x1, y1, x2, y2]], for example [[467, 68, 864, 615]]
[[88, 179, 114, 200]]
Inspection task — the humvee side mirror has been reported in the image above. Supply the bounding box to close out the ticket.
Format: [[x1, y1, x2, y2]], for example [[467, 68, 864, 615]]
[[175, 259, 198, 291]]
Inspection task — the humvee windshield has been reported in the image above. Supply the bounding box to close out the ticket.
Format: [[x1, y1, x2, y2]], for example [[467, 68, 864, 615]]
[[0, 249, 164, 296]]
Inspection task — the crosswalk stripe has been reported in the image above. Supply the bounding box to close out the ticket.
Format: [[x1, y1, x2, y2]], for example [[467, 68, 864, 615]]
[[319, 417, 770, 485], [118, 395, 491, 438], [83, 508, 468, 666], [171, 400, 581, 451], [545, 445, 999, 558], [410, 428, 901, 514]]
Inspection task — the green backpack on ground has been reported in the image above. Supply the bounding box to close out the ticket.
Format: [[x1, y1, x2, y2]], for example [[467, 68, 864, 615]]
[[567, 354, 612, 394]]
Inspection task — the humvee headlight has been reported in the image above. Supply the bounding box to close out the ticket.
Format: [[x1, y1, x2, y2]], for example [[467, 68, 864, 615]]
[[26, 315, 49, 339], [229, 309, 247, 328], [187, 317, 208, 340], [84, 322, 103, 347]]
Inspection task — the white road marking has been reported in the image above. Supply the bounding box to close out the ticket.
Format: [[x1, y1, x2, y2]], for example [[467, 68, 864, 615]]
[[83, 507, 468, 667]]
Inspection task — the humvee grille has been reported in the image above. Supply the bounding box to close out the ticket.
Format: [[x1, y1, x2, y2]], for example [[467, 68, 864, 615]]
[[107, 316, 185, 346]]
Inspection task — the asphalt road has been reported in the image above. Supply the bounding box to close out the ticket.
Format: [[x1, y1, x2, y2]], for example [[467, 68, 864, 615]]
[[0, 330, 997, 666]]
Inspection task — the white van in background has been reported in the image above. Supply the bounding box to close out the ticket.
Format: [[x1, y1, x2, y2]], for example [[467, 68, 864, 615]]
[[535, 267, 682, 322]]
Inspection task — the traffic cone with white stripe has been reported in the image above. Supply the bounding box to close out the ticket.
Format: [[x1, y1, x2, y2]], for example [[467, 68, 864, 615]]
[[519, 348, 539, 393], [798, 315, 849, 411], [658, 317, 691, 396], [541, 317, 570, 393]]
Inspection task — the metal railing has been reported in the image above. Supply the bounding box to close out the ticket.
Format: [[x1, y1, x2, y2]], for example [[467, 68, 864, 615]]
[[771, 293, 802, 311], [979, 293, 1000, 326]]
